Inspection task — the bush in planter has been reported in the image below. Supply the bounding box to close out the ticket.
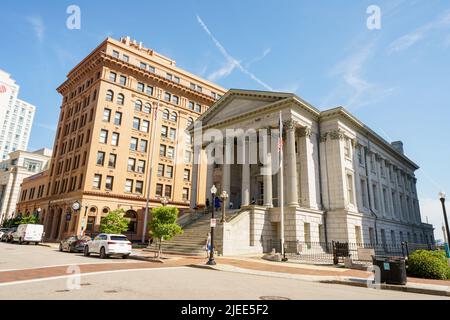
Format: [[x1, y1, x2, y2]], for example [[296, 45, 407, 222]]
[[407, 250, 450, 280]]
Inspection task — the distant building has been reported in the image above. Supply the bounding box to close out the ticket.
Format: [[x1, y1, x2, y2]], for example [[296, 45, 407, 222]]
[[0, 69, 36, 160], [0, 148, 52, 223]]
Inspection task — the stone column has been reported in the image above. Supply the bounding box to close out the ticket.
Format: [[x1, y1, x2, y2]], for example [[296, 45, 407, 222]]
[[205, 152, 214, 205], [190, 149, 200, 210], [241, 139, 250, 207], [284, 120, 299, 206], [298, 126, 318, 209], [222, 163, 231, 209], [263, 129, 273, 207]]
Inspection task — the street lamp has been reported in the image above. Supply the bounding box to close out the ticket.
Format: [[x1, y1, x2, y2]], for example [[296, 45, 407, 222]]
[[207, 185, 217, 265], [161, 196, 169, 207], [220, 191, 229, 223], [439, 192, 450, 258]]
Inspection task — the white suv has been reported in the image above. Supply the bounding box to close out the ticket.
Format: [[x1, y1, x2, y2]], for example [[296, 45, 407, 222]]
[[84, 234, 132, 259]]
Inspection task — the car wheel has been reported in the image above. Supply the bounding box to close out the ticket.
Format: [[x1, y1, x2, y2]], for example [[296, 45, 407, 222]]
[[69, 245, 74, 253], [99, 247, 107, 259], [59, 244, 63, 252], [35, 242, 38, 246], [122, 254, 130, 259], [84, 246, 90, 257], [18, 238, 23, 245]]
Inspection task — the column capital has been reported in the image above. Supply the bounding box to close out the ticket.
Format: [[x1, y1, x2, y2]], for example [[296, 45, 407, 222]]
[[298, 127, 312, 138], [283, 119, 298, 131], [329, 129, 346, 140], [319, 132, 328, 143]]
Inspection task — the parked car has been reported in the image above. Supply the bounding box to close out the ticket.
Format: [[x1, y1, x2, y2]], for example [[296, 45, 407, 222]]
[[12, 224, 44, 245], [1, 227, 17, 242], [59, 235, 91, 253], [0, 228, 11, 240], [84, 234, 132, 259]]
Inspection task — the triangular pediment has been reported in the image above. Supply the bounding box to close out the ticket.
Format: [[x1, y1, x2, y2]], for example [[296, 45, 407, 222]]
[[199, 89, 294, 126]]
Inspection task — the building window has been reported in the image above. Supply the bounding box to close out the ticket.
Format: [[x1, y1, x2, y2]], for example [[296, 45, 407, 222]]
[[164, 92, 171, 102], [161, 126, 168, 138], [184, 150, 192, 163], [93, 174, 102, 189], [103, 108, 111, 122], [346, 174, 354, 205], [125, 179, 133, 193], [169, 128, 176, 141], [373, 184, 379, 210], [190, 83, 196, 90], [122, 55, 129, 63], [164, 185, 172, 198], [156, 184, 163, 197], [160, 145, 166, 157], [184, 169, 190, 181], [117, 94, 125, 105], [369, 227, 375, 245], [108, 153, 117, 168], [357, 147, 364, 166], [130, 137, 138, 151], [167, 146, 174, 159], [170, 112, 178, 122], [135, 181, 143, 194], [162, 109, 170, 120], [194, 103, 201, 113], [140, 62, 147, 69], [133, 117, 140, 130], [96, 151, 105, 166], [137, 82, 145, 92], [149, 65, 155, 73], [105, 176, 114, 191], [187, 117, 194, 127], [166, 73, 173, 81], [140, 139, 148, 153], [188, 101, 194, 110], [119, 75, 127, 86], [344, 138, 351, 158], [360, 179, 368, 208], [135, 100, 142, 112], [112, 50, 119, 58], [172, 96, 179, 105], [137, 160, 145, 173], [146, 86, 153, 96], [158, 164, 164, 177], [128, 158, 136, 171], [143, 103, 151, 114], [182, 188, 189, 201], [174, 76, 180, 84], [109, 72, 117, 82], [111, 132, 119, 146], [166, 166, 173, 178], [99, 130, 108, 144], [106, 90, 114, 102], [141, 120, 149, 133], [114, 112, 122, 126]]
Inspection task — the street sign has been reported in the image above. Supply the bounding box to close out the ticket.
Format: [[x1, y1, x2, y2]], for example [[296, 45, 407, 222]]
[[210, 218, 217, 228]]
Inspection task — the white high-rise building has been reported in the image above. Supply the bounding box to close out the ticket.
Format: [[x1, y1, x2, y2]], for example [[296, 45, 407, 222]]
[[0, 69, 36, 160]]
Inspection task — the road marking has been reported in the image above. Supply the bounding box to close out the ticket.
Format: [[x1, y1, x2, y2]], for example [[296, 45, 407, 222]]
[[0, 266, 189, 287], [0, 260, 141, 273]]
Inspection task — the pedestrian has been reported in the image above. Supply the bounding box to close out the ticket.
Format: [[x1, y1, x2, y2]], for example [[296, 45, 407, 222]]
[[205, 232, 212, 258], [251, 198, 256, 205], [229, 201, 234, 210], [205, 198, 210, 215], [214, 196, 222, 210]]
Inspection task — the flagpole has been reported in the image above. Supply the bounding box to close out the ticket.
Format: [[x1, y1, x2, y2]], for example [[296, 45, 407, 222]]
[[142, 89, 161, 244], [279, 111, 285, 258]]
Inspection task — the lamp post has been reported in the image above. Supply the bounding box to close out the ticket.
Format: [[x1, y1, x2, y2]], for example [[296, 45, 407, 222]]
[[207, 185, 217, 265], [439, 192, 450, 258], [220, 191, 229, 223], [161, 196, 169, 207]]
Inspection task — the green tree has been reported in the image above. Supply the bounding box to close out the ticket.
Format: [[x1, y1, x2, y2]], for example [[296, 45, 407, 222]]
[[148, 206, 183, 257], [99, 209, 130, 234], [2, 216, 22, 228], [19, 215, 40, 225]]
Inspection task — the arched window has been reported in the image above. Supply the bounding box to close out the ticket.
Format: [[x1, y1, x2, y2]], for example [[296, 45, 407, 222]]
[[117, 94, 125, 105], [170, 112, 178, 122], [102, 207, 110, 215], [162, 109, 170, 120], [135, 100, 142, 112], [125, 210, 137, 233], [143, 103, 151, 114], [106, 90, 114, 102], [187, 117, 194, 127]]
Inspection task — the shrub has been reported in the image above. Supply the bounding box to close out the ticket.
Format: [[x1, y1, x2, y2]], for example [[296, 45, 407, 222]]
[[407, 250, 450, 280]]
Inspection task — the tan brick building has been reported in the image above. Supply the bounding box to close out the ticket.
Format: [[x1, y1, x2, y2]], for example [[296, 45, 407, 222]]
[[16, 36, 225, 241]]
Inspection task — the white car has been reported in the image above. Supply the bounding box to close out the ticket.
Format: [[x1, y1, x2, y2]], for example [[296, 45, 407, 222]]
[[12, 224, 44, 245], [84, 234, 132, 259]]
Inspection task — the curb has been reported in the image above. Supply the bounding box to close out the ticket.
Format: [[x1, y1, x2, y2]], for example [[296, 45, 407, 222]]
[[129, 255, 165, 263], [320, 279, 450, 297]]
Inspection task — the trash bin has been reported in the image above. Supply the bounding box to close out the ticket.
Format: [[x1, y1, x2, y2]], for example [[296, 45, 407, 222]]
[[372, 256, 407, 285]]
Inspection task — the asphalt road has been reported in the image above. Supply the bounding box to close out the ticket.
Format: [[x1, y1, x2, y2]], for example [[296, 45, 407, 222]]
[[0, 242, 447, 300]]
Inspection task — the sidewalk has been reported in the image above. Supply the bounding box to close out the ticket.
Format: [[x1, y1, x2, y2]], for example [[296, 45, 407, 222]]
[[131, 249, 450, 297]]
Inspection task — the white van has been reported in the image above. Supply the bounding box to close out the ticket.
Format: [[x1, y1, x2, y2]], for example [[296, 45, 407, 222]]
[[12, 224, 44, 245]]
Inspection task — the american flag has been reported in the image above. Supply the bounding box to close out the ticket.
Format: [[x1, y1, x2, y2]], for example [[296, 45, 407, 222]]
[[154, 105, 158, 120], [0, 85, 6, 93]]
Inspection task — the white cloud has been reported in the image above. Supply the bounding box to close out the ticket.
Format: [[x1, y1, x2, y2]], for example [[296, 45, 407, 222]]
[[26, 16, 45, 42], [322, 41, 394, 109], [196, 15, 273, 91], [387, 11, 450, 54], [420, 197, 447, 242], [244, 48, 271, 68], [208, 60, 239, 82]]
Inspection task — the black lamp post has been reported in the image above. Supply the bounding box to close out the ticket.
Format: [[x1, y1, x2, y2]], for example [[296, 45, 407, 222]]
[[439, 192, 450, 257], [207, 185, 217, 265]]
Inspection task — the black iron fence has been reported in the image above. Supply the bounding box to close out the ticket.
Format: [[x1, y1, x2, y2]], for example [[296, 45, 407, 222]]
[[262, 239, 436, 265]]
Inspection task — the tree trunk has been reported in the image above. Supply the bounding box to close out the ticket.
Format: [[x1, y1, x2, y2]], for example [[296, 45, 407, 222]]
[[158, 237, 162, 258]]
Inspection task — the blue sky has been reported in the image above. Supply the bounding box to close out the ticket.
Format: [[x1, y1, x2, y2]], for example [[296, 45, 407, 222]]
[[1, 0, 449, 239]]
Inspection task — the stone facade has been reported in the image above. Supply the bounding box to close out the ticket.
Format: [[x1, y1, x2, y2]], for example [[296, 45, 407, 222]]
[[193, 89, 434, 255]]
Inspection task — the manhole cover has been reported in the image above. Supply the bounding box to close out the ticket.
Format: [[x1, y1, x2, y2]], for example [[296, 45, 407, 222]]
[[260, 296, 290, 300], [104, 290, 119, 294]]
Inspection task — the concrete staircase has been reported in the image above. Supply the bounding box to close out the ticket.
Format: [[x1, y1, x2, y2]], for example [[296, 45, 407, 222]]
[[144, 210, 240, 256]]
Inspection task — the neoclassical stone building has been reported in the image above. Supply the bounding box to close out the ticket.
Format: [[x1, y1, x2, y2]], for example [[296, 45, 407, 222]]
[[191, 89, 434, 255]]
